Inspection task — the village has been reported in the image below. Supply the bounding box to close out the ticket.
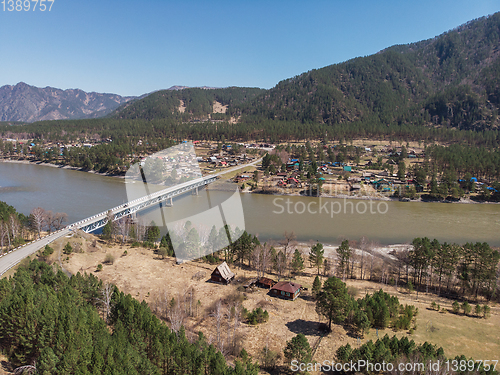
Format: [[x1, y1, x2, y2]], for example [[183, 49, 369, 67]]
[[1, 136, 498, 200], [229, 141, 498, 200]]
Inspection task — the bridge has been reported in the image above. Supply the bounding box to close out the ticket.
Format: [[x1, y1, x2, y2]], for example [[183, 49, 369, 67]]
[[0, 158, 261, 276], [75, 174, 217, 233]]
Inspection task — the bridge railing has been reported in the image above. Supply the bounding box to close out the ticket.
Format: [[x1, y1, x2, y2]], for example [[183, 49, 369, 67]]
[[0, 174, 218, 260]]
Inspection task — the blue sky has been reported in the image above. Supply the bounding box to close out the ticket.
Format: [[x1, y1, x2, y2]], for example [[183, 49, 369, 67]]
[[1, 0, 499, 96]]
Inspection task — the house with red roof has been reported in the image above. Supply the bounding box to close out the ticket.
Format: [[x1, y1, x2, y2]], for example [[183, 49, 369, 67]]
[[270, 281, 302, 300]]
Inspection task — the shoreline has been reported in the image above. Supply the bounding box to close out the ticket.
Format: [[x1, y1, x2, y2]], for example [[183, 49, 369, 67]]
[[238, 186, 498, 205], [0, 158, 126, 179], [2, 158, 497, 205]]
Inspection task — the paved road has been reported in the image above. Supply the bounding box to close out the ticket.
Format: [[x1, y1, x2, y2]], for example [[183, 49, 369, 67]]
[[0, 227, 72, 276], [0, 157, 262, 277]]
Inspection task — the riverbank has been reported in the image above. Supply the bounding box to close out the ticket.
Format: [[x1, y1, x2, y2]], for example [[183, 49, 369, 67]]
[[239, 185, 497, 205], [0, 158, 126, 178]]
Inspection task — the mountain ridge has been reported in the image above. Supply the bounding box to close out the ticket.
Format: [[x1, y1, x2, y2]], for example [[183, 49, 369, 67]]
[[0, 82, 136, 123]]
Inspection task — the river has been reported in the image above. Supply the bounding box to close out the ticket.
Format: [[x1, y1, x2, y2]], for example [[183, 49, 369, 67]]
[[1, 162, 499, 246]]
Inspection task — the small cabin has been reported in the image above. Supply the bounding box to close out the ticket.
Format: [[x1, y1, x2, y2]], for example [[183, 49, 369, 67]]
[[270, 281, 302, 300], [256, 277, 276, 289], [211, 262, 235, 284]]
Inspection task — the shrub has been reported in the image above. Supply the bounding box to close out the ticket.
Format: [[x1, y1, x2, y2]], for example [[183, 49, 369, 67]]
[[122, 250, 128, 256], [475, 304, 482, 317], [407, 280, 414, 294], [63, 242, 73, 254], [259, 345, 280, 370], [157, 247, 169, 259], [104, 254, 115, 265], [42, 245, 54, 257], [482, 305, 491, 319], [461, 301, 471, 316], [452, 301, 460, 314], [96, 264, 103, 272], [243, 307, 269, 325], [204, 254, 219, 264]]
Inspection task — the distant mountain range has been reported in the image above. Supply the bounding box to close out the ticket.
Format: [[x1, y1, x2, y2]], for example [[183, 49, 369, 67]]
[[0, 83, 226, 123], [0, 82, 136, 123]]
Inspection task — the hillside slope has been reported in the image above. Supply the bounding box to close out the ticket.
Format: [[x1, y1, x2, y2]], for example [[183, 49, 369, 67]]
[[231, 12, 500, 131], [114, 86, 265, 121]]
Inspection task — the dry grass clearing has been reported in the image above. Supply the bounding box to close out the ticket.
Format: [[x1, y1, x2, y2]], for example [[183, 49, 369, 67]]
[[339, 280, 500, 362], [45, 234, 499, 373]]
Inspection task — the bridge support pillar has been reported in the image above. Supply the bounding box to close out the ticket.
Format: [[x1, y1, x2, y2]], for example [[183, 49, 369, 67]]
[[193, 186, 199, 195]]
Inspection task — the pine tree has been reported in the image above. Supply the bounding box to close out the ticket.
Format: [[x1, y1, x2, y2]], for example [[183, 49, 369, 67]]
[[316, 277, 351, 331], [291, 249, 304, 275], [309, 242, 324, 275], [283, 334, 312, 367], [312, 275, 322, 299]]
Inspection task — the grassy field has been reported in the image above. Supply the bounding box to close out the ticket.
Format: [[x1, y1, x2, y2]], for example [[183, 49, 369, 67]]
[[346, 280, 500, 361], [53, 234, 500, 372]]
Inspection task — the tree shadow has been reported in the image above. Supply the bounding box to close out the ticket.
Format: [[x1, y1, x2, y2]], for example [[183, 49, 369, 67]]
[[285, 319, 323, 336]]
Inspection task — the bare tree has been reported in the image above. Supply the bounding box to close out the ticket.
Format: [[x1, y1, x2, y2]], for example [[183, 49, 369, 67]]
[[211, 299, 226, 352], [227, 302, 242, 355], [252, 243, 272, 277], [9, 214, 20, 240], [281, 231, 297, 277], [134, 218, 147, 242], [44, 210, 54, 233], [52, 212, 68, 230], [359, 236, 368, 280], [184, 286, 196, 317], [168, 294, 185, 334], [251, 245, 262, 276], [116, 217, 130, 244], [30, 207, 46, 238], [348, 239, 358, 279], [0, 222, 8, 252], [152, 289, 170, 319], [99, 282, 114, 324], [274, 249, 287, 281]]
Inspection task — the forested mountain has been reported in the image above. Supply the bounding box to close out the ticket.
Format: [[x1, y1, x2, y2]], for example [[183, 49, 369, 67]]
[[0, 82, 135, 123], [114, 87, 265, 121], [230, 12, 500, 131]]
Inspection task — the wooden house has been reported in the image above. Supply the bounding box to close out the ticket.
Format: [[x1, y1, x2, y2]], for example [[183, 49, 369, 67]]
[[270, 281, 302, 300], [256, 277, 276, 289], [211, 262, 235, 284]]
